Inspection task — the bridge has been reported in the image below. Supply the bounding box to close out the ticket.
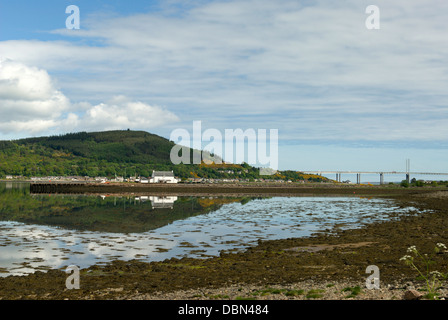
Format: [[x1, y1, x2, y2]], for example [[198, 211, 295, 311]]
[[302, 171, 448, 184]]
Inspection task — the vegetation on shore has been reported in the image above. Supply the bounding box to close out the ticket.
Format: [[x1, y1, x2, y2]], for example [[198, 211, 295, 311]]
[[400, 178, 448, 188], [0, 130, 328, 183]]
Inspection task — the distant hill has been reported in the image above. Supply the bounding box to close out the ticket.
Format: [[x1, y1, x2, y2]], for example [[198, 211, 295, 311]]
[[0, 130, 329, 182], [17, 130, 177, 165]]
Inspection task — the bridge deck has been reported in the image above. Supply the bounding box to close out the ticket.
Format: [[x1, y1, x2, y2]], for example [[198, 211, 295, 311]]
[[302, 171, 448, 175]]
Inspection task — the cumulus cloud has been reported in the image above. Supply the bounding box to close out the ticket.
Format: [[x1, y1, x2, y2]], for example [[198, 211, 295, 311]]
[[0, 58, 70, 133], [67, 96, 180, 132], [0, 59, 179, 136]]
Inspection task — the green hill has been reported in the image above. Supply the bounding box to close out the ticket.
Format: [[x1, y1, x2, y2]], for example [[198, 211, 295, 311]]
[[0, 130, 328, 182], [1, 130, 188, 178], [17, 130, 177, 165]]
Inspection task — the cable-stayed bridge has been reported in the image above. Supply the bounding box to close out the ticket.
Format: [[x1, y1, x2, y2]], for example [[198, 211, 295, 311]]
[[301, 171, 448, 184]]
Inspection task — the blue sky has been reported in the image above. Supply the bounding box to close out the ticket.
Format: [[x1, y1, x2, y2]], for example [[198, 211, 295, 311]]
[[0, 0, 447, 180]]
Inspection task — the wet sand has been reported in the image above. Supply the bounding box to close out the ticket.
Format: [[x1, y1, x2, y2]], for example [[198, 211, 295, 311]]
[[1, 184, 448, 300]]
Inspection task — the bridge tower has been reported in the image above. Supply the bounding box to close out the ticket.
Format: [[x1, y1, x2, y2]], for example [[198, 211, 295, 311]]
[[406, 159, 410, 183]]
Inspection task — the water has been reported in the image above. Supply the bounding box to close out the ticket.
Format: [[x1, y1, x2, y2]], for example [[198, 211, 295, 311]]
[[0, 182, 423, 277]]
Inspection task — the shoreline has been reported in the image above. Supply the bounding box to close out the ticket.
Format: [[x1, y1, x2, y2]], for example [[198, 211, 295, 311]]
[[27, 181, 442, 197], [1, 187, 448, 300]]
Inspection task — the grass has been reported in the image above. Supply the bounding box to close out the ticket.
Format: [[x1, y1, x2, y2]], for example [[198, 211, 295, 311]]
[[285, 289, 305, 297], [251, 287, 305, 297], [208, 294, 230, 299], [235, 296, 257, 300], [251, 286, 327, 299], [306, 289, 325, 299], [341, 286, 362, 298]]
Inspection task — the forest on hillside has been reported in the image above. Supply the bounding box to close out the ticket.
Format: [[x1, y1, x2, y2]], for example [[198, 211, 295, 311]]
[[0, 130, 328, 182]]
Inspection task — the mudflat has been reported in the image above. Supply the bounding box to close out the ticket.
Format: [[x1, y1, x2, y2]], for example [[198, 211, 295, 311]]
[[1, 185, 448, 300]]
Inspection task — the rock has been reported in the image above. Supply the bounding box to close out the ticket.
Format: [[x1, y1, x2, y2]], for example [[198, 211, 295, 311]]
[[405, 282, 415, 290], [403, 289, 423, 300]]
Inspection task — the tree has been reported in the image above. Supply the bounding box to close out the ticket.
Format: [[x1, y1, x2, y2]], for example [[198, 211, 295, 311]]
[[415, 180, 424, 187]]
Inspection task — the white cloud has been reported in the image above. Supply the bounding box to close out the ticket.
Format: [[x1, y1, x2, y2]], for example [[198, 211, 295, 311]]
[[0, 59, 179, 136], [0, 58, 70, 133], [72, 96, 180, 132]]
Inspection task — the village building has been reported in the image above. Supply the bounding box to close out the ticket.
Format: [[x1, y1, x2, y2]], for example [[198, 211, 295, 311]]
[[149, 170, 179, 183], [140, 177, 149, 184]]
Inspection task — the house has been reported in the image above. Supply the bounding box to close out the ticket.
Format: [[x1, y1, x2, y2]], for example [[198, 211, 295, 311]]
[[134, 176, 150, 183], [149, 171, 179, 183], [95, 177, 108, 183], [140, 177, 149, 184]]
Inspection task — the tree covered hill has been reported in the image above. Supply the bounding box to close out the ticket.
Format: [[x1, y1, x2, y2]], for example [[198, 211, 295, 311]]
[[1, 130, 183, 178], [0, 130, 328, 182], [16, 130, 176, 165]]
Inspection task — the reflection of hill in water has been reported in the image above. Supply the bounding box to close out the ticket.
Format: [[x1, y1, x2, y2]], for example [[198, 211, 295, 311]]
[[0, 183, 257, 233]]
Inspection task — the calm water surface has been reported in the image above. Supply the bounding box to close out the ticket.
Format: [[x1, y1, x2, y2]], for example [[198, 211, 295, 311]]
[[0, 182, 422, 276]]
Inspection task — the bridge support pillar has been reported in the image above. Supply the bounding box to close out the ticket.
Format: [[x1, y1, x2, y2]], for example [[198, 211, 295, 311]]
[[356, 173, 361, 184], [334, 173, 342, 182], [406, 173, 410, 184], [380, 173, 384, 185]]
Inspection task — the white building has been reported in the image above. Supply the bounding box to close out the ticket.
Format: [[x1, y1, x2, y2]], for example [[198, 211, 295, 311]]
[[140, 177, 149, 184], [149, 171, 179, 183]]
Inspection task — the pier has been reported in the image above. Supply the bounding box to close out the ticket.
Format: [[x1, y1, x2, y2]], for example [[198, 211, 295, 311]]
[[30, 182, 91, 194]]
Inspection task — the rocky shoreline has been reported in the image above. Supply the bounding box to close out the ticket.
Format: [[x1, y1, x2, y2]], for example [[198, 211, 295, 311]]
[[29, 181, 428, 196], [1, 187, 448, 300], [128, 279, 447, 300]]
